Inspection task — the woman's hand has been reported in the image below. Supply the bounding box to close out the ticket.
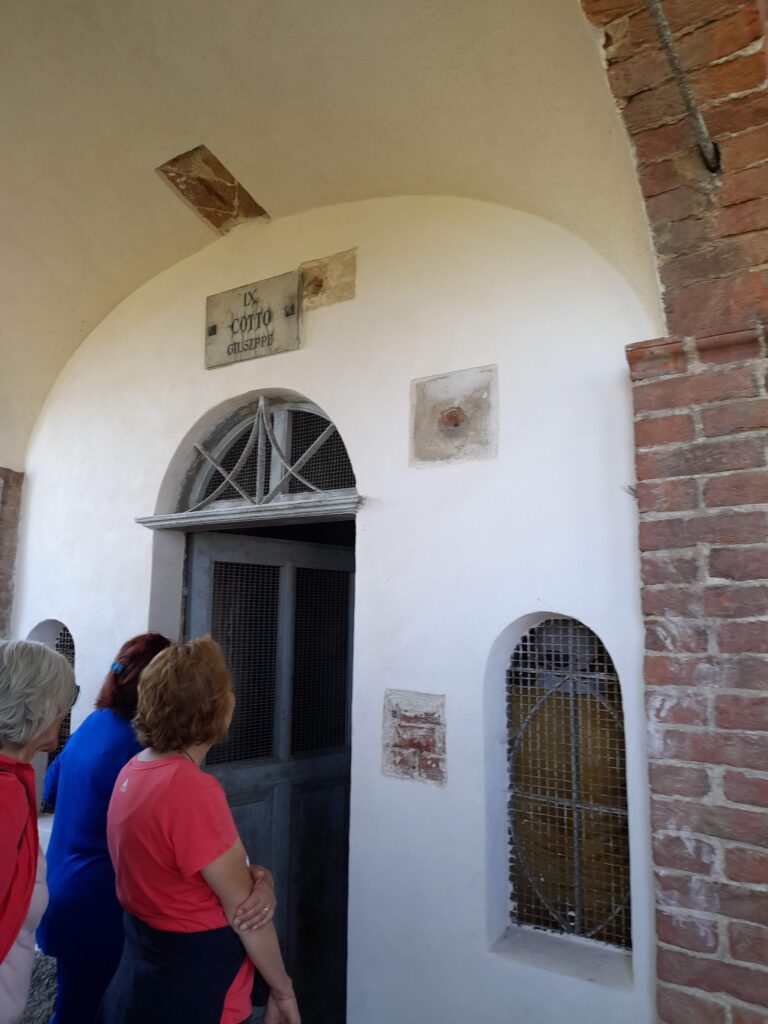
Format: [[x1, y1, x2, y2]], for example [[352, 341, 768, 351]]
[[264, 991, 301, 1024], [232, 865, 277, 931]]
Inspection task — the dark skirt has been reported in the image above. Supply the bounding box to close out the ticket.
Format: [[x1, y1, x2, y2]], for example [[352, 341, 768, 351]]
[[97, 913, 248, 1024]]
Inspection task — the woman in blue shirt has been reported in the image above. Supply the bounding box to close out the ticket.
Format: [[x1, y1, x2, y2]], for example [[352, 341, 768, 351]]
[[37, 633, 172, 1024]]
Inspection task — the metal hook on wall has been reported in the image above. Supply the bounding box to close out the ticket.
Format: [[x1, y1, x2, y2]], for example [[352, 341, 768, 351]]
[[645, 0, 722, 174]]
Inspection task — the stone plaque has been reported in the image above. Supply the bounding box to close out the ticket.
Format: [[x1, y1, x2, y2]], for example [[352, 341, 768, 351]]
[[205, 271, 300, 369]]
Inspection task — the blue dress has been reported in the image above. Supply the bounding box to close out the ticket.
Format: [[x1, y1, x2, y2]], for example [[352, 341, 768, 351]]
[[37, 709, 141, 1024]]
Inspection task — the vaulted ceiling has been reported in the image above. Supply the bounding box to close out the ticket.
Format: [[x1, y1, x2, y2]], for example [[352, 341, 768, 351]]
[[0, 0, 660, 469]]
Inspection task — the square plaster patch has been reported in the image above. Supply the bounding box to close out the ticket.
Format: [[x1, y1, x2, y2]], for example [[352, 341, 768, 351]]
[[382, 689, 446, 787], [410, 364, 498, 466], [301, 249, 357, 312]]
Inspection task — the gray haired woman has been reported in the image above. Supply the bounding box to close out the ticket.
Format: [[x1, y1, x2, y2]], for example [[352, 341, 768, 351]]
[[0, 639, 78, 1024]]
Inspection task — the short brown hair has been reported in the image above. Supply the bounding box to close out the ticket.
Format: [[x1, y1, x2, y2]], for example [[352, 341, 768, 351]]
[[133, 637, 232, 752]]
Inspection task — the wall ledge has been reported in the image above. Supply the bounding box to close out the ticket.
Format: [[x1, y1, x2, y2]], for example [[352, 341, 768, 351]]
[[491, 925, 633, 990], [626, 327, 765, 382]]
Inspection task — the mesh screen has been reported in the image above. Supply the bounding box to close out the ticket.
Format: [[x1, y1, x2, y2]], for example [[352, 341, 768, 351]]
[[291, 568, 350, 754], [207, 562, 280, 765], [507, 618, 631, 948], [55, 626, 75, 667], [203, 421, 273, 502], [50, 626, 75, 759], [287, 411, 356, 494]]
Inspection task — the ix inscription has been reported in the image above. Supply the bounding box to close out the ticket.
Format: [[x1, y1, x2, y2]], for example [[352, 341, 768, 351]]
[[205, 270, 300, 369]]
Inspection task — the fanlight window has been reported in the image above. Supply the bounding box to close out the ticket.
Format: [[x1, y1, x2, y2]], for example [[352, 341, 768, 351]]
[[507, 618, 631, 948], [183, 397, 356, 513]]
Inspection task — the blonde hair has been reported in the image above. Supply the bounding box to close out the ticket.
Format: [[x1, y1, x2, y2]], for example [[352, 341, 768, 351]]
[[134, 636, 232, 752]]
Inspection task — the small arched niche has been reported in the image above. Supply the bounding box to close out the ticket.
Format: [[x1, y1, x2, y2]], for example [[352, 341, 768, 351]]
[[27, 619, 77, 801], [484, 613, 631, 959]]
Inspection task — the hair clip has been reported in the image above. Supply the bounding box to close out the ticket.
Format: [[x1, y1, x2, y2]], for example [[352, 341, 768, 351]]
[[111, 661, 125, 675]]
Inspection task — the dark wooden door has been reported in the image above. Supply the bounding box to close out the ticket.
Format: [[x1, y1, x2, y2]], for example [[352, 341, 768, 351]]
[[188, 533, 354, 1024]]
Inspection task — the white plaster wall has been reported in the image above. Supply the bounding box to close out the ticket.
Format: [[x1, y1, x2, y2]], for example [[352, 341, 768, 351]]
[[0, 0, 665, 470], [14, 196, 655, 1024]]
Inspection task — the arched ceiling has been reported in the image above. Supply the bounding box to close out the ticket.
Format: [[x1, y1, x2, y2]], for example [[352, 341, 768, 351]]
[[0, 0, 661, 469]]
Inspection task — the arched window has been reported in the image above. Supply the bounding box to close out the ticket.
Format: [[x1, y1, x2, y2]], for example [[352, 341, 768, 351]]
[[51, 624, 76, 757], [54, 623, 75, 668], [507, 617, 631, 948], [27, 620, 76, 775], [181, 396, 356, 514]]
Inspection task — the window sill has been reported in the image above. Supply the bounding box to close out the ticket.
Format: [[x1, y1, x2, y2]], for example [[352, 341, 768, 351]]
[[491, 925, 633, 990]]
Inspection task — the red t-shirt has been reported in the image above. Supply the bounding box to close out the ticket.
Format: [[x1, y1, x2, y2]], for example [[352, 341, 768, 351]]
[[107, 756, 253, 1024], [0, 755, 37, 963]]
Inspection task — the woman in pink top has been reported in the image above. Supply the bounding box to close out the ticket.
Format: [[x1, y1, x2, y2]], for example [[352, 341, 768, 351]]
[[100, 637, 300, 1024]]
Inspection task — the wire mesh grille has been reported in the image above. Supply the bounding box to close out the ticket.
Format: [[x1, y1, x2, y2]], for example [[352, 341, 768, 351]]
[[55, 626, 75, 667], [202, 420, 273, 502], [291, 568, 350, 755], [50, 626, 75, 759], [287, 410, 356, 494], [207, 562, 280, 765], [507, 618, 631, 948], [189, 400, 357, 513]]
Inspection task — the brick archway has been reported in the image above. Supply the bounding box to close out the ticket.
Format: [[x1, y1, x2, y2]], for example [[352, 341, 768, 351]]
[[581, 0, 768, 336], [580, 3, 768, 1020]]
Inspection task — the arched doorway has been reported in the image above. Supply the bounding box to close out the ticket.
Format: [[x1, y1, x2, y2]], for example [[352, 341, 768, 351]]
[[141, 394, 358, 1024]]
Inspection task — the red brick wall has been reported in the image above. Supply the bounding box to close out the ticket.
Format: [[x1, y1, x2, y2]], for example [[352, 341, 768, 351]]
[[0, 468, 23, 639], [631, 329, 768, 1020], [578, 2, 768, 1016], [581, 0, 768, 336]]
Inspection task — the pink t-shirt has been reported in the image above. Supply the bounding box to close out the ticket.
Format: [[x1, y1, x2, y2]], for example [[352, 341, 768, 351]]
[[107, 756, 253, 1024]]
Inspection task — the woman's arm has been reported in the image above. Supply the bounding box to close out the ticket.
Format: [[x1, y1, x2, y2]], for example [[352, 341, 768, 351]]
[[233, 865, 276, 931], [201, 839, 299, 1023]]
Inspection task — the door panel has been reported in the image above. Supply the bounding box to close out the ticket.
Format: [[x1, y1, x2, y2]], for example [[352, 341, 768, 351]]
[[188, 533, 354, 1024], [288, 776, 350, 1024], [228, 787, 277, 871]]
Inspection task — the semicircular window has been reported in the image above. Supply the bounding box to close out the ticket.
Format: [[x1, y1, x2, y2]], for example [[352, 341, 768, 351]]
[[183, 397, 356, 512], [507, 617, 631, 948]]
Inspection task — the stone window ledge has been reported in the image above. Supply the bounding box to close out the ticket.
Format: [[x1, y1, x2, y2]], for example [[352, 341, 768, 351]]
[[492, 925, 633, 990]]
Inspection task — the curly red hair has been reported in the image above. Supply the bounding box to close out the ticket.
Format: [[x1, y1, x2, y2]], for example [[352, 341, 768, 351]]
[[95, 633, 172, 720]]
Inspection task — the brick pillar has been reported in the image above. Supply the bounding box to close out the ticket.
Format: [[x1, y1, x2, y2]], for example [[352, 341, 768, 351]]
[[630, 327, 768, 1021], [0, 468, 23, 639], [581, 0, 768, 335]]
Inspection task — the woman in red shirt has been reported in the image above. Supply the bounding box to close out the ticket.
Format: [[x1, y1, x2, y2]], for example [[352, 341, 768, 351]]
[[100, 637, 300, 1024], [0, 639, 78, 1024]]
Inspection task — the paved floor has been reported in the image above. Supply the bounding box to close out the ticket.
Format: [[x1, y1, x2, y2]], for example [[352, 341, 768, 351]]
[[20, 954, 56, 1024]]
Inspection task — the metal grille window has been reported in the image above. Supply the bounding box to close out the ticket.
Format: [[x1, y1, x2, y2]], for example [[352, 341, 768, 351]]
[[506, 618, 631, 948], [184, 397, 356, 513], [48, 626, 76, 765]]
